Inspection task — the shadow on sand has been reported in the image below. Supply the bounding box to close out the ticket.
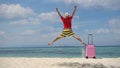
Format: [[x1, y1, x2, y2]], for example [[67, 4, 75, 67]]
[[56, 62, 119, 68]]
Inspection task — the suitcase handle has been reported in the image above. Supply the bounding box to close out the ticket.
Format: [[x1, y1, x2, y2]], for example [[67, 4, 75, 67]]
[[88, 34, 93, 45]]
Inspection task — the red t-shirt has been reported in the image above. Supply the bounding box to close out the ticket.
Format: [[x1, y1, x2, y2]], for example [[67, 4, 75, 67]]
[[61, 16, 73, 29]]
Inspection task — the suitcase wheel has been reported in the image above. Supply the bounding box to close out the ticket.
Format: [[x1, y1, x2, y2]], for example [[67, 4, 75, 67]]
[[93, 56, 96, 59], [85, 56, 96, 59], [86, 56, 88, 59]]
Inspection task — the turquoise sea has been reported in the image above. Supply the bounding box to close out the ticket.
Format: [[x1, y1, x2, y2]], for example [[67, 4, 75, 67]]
[[0, 46, 120, 58]]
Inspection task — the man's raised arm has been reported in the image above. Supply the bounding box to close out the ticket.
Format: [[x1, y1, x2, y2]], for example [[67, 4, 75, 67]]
[[56, 8, 62, 17], [72, 5, 77, 17]]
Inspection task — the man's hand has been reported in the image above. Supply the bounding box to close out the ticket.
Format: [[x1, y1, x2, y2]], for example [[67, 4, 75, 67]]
[[56, 8, 62, 17], [74, 5, 77, 9], [72, 5, 77, 16], [56, 8, 58, 11]]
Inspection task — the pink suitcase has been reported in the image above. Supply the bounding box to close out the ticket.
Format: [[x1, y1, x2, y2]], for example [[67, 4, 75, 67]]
[[86, 34, 96, 59]]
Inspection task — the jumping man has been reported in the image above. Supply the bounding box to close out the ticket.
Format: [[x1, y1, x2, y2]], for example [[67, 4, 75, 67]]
[[48, 5, 86, 46]]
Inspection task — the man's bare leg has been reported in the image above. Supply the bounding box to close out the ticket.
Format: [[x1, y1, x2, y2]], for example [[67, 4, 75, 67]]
[[72, 34, 87, 46], [48, 36, 62, 46]]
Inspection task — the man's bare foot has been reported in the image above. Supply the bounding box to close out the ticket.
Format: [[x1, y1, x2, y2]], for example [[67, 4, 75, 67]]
[[48, 42, 53, 46], [82, 42, 87, 46]]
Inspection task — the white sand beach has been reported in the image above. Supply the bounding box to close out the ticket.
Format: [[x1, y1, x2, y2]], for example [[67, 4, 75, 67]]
[[0, 57, 120, 68]]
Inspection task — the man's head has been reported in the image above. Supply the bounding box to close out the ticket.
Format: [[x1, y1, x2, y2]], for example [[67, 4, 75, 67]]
[[65, 12, 70, 18]]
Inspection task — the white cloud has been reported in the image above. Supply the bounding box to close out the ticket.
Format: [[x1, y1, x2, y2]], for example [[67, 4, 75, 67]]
[[0, 31, 5, 35], [108, 18, 120, 34], [1, 11, 61, 45], [10, 17, 40, 25], [0, 4, 35, 19], [85, 17, 120, 34], [77, 0, 120, 9], [40, 12, 58, 21], [38, 12, 58, 22], [53, 0, 120, 10], [10, 12, 59, 25], [20, 30, 37, 35], [108, 18, 120, 28], [85, 28, 110, 34], [96, 28, 110, 34]]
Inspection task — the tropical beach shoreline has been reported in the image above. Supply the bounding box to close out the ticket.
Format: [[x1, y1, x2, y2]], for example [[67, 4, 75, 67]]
[[0, 57, 120, 68]]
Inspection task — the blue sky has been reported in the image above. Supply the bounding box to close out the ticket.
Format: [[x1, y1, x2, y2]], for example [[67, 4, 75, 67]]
[[0, 0, 120, 47]]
